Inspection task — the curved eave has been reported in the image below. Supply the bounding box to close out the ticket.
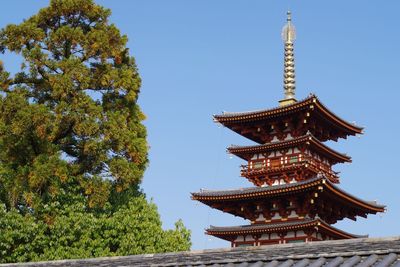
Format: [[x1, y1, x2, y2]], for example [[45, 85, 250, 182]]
[[206, 219, 364, 240], [228, 134, 351, 163], [191, 177, 322, 201], [214, 95, 363, 136], [214, 96, 315, 123], [191, 177, 385, 214], [313, 98, 363, 135], [323, 180, 385, 213]]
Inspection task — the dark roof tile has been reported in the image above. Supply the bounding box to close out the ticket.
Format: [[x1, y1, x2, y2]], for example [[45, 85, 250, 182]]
[[1, 237, 400, 267]]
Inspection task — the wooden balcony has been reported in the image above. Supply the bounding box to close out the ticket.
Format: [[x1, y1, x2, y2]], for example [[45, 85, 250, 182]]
[[240, 156, 339, 183]]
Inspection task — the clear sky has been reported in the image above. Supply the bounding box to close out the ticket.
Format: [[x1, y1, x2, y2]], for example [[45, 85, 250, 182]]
[[1, 1, 399, 250]]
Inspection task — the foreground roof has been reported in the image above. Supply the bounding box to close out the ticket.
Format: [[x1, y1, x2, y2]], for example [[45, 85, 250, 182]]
[[3, 237, 399, 267]]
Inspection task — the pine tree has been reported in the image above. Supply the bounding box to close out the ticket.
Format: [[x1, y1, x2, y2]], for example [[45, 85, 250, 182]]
[[0, 0, 190, 262]]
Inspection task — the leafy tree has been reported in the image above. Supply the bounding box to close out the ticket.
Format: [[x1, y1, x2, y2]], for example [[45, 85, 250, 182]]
[[0, 198, 191, 263], [0, 0, 147, 211], [0, 0, 191, 262]]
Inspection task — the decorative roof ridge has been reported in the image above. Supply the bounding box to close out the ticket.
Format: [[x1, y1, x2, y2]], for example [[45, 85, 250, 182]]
[[227, 133, 351, 162], [191, 176, 322, 198], [213, 94, 314, 119]]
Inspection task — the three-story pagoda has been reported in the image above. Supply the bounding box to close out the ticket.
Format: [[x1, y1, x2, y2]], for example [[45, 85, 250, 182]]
[[191, 12, 385, 247]]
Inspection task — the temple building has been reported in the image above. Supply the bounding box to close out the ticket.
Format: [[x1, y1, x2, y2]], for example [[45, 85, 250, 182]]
[[191, 12, 385, 247]]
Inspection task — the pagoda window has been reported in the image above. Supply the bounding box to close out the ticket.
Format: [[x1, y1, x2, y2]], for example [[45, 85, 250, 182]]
[[251, 154, 257, 160], [252, 161, 264, 169], [289, 155, 298, 163], [276, 151, 282, 156], [271, 159, 280, 167], [293, 147, 300, 153], [271, 136, 279, 142]]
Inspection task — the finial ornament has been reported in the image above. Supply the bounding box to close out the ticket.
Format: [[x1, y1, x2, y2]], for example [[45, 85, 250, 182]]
[[279, 11, 297, 106]]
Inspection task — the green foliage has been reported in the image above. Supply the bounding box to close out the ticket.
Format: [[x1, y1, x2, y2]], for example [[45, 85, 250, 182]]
[[0, 0, 191, 263], [0, 197, 191, 263]]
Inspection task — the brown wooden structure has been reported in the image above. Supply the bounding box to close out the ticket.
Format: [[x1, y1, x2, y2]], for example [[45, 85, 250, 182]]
[[191, 12, 384, 247]]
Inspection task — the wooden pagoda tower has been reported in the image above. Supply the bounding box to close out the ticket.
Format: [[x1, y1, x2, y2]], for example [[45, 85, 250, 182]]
[[191, 12, 385, 247]]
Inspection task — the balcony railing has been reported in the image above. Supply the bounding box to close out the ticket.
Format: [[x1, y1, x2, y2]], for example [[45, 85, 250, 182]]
[[241, 156, 339, 181]]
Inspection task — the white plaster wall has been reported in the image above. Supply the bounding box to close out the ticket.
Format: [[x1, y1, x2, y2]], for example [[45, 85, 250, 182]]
[[234, 235, 244, 242], [286, 231, 295, 238], [245, 235, 255, 241], [270, 233, 279, 239], [272, 213, 282, 220], [256, 214, 265, 221], [288, 210, 298, 218]]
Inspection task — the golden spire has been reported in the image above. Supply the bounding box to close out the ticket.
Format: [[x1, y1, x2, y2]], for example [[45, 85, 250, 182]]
[[279, 11, 297, 107]]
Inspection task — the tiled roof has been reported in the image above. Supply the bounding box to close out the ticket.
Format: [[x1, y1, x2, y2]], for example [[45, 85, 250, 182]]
[[214, 95, 316, 119], [227, 134, 351, 163], [192, 177, 321, 198], [213, 94, 363, 135], [191, 176, 385, 217], [2, 237, 399, 267], [208, 218, 315, 232], [192, 177, 384, 209], [206, 219, 365, 239]]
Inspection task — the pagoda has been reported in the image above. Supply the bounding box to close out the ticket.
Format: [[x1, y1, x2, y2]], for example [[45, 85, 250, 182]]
[[191, 12, 385, 247]]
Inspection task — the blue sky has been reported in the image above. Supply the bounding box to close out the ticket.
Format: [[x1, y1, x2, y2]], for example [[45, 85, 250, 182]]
[[1, 1, 399, 250]]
